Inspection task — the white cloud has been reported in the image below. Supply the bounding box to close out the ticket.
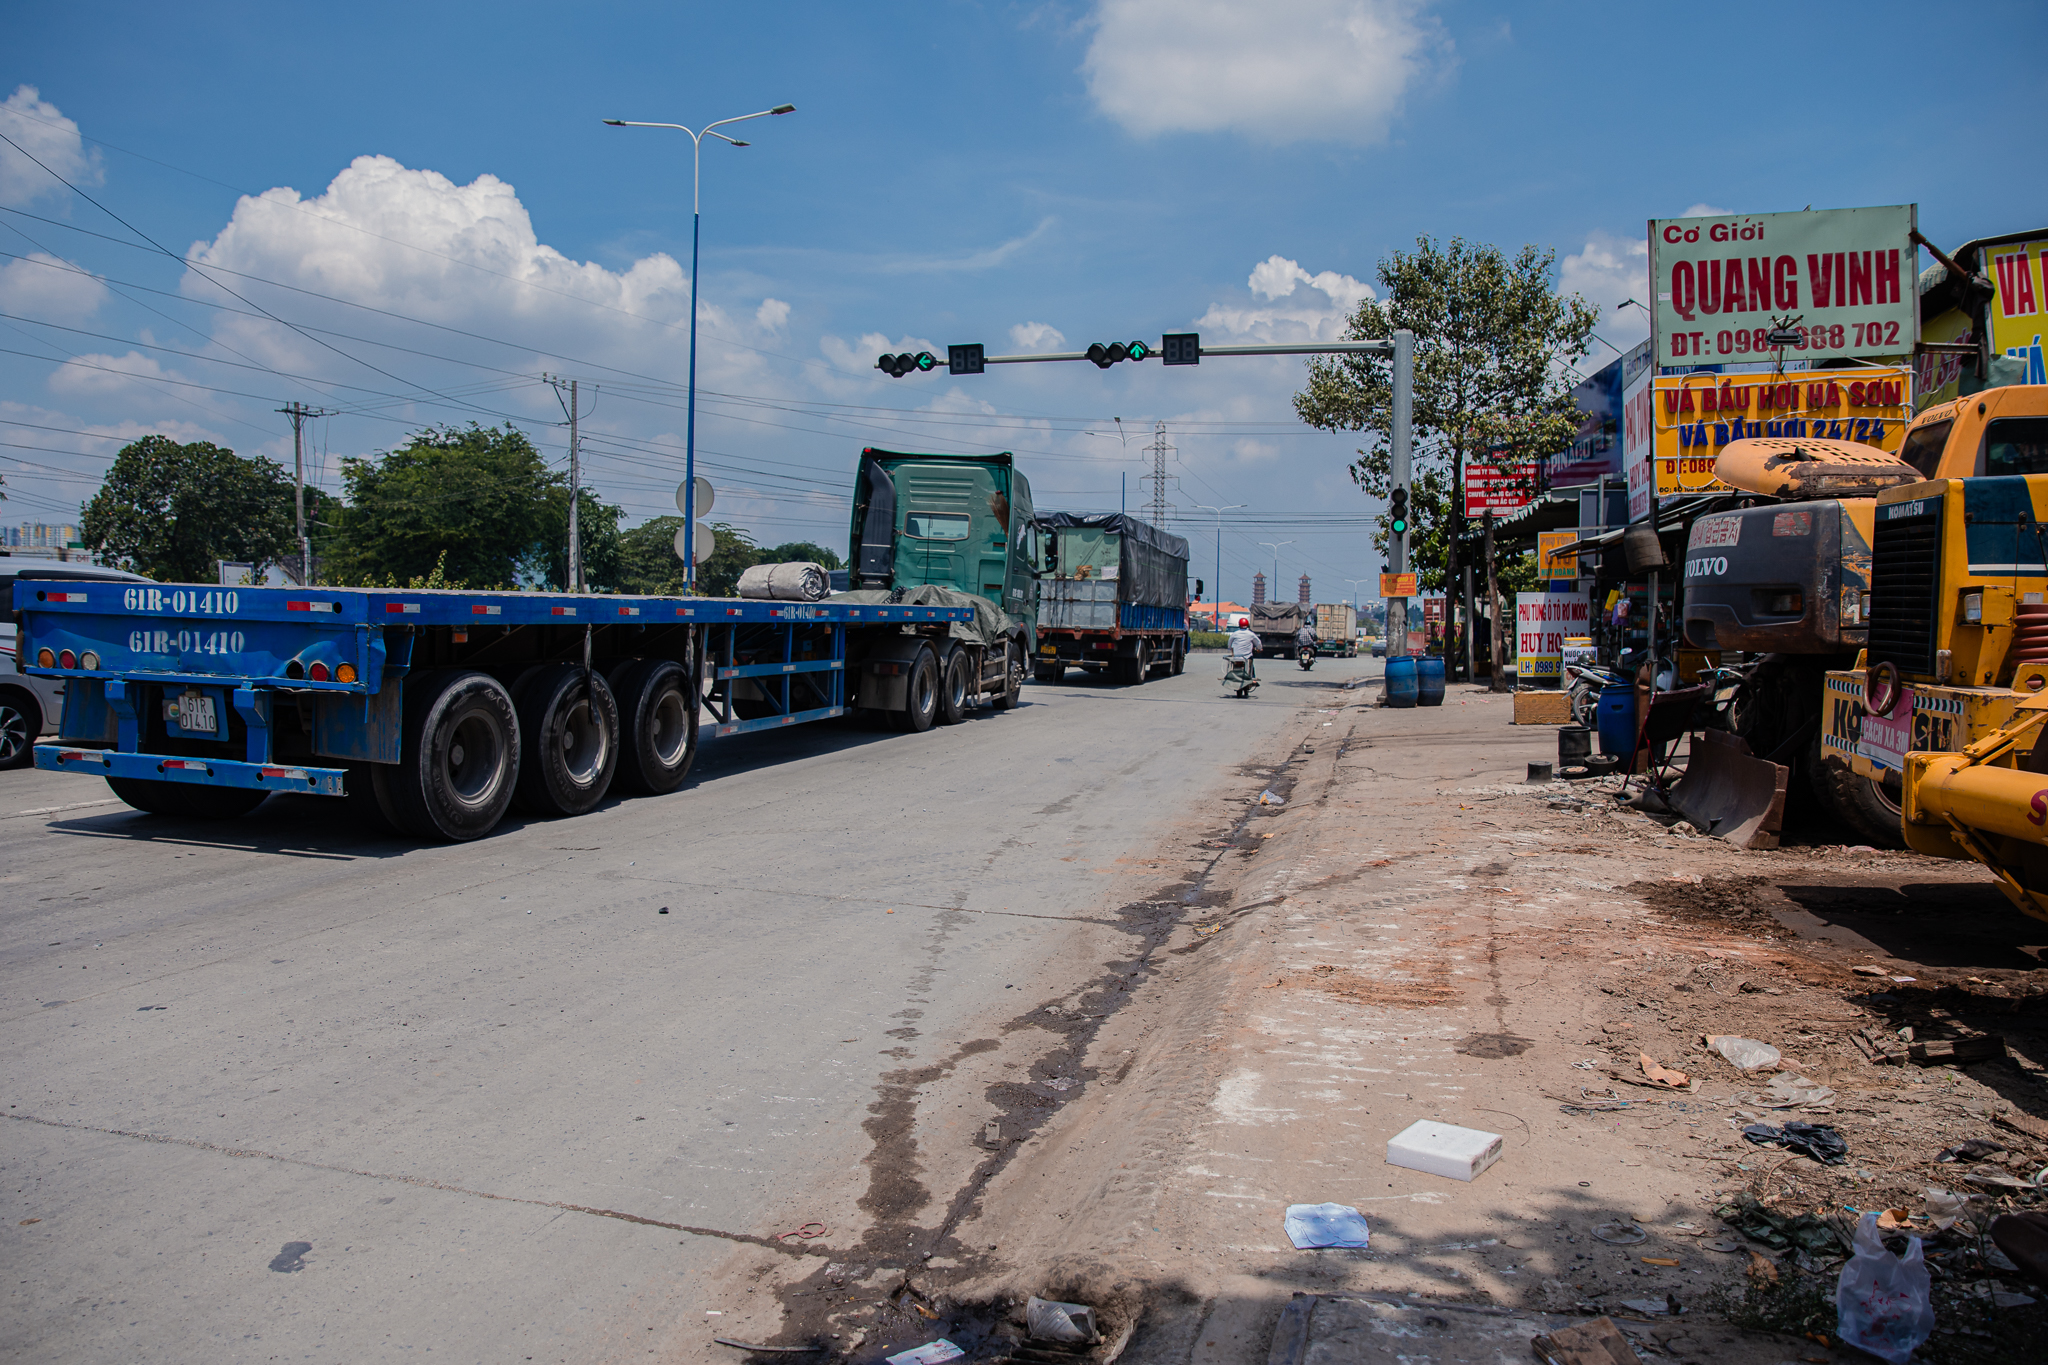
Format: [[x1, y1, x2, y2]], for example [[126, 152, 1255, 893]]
[[0, 251, 107, 321], [818, 330, 939, 377], [1679, 202, 1731, 219], [1009, 321, 1066, 352], [1082, 0, 1444, 143], [0, 85, 102, 208], [1197, 254, 1373, 341], [1559, 231, 1650, 352], [47, 350, 176, 397], [755, 297, 790, 331]]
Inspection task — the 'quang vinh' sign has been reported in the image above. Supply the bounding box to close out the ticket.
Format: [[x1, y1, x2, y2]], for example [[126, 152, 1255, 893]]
[[1649, 205, 1917, 367]]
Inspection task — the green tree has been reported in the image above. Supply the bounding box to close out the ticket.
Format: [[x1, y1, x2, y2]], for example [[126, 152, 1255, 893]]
[[763, 540, 844, 572], [1293, 237, 1598, 592], [618, 515, 691, 596], [81, 435, 298, 582], [695, 522, 765, 597], [321, 424, 562, 588], [534, 489, 626, 591]]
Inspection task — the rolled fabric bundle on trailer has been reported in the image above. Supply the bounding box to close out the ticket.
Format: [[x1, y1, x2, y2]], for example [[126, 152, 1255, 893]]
[[736, 562, 830, 601]]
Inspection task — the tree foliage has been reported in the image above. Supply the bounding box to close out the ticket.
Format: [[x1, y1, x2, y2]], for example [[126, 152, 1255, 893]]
[[534, 489, 625, 592], [81, 435, 300, 583], [1293, 236, 1598, 590], [320, 424, 562, 589]]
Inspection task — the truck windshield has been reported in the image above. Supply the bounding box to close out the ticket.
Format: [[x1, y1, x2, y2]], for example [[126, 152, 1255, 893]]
[[1900, 419, 1950, 477], [1984, 417, 2048, 477], [904, 512, 970, 540]]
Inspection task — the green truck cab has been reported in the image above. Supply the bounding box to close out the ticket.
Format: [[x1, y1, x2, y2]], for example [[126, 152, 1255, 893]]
[[848, 448, 1039, 648]]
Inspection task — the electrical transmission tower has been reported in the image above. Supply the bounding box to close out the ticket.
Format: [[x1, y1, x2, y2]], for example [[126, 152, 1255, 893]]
[[277, 402, 336, 586], [1140, 421, 1176, 526]]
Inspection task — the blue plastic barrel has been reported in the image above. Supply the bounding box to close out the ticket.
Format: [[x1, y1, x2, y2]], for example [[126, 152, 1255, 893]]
[[1597, 683, 1638, 757], [1385, 656, 1419, 708], [1416, 657, 1445, 707]]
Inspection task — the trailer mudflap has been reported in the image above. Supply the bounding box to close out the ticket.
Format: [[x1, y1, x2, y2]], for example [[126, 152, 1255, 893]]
[[35, 744, 346, 795], [1669, 730, 1789, 849]]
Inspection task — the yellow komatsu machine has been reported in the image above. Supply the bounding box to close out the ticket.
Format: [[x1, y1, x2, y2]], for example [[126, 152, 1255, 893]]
[[1820, 385, 2048, 917]]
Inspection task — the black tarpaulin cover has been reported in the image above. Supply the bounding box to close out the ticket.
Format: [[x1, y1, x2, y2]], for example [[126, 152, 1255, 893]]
[[1037, 511, 1191, 609]]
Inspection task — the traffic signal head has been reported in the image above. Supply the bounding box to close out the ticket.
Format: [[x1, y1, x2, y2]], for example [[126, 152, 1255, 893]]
[[1388, 486, 1409, 536], [1084, 340, 1150, 369], [875, 351, 938, 378]]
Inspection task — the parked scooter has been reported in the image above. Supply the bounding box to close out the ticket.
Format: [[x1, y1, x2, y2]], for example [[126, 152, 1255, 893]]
[[1297, 644, 1316, 671]]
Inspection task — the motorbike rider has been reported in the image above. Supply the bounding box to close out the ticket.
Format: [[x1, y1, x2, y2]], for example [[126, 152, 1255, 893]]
[[1227, 617, 1261, 677], [1294, 621, 1318, 654]]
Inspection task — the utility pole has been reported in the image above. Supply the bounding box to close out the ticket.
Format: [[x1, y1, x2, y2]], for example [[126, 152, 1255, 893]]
[[276, 402, 334, 586], [546, 376, 589, 591], [1141, 421, 1174, 526]]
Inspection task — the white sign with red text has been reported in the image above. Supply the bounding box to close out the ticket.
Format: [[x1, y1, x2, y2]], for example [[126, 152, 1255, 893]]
[[1623, 365, 1654, 522], [1514, 592, 1591, 681]]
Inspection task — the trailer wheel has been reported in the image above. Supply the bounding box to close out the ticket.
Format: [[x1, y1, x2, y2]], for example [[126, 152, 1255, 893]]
[[1809, 735, 1904, 847], [341, 761, 402, 833], [380, 670, 520, 840], [895, 646, 940, 731], [936, 648, 970, 726], [990, 640, 1024, 710], [106, 776, 270, 820], [0, 686, 40, 769], [613, 658, 699, 795], [512, 664, 620, 817], [1169, 640, 1186, 676]]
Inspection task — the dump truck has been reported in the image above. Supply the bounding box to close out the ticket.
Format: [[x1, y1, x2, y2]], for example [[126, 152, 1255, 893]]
[[1312, 603, 1358, 656], [1682, 384, 2048, 842], [15, 449, 1036, 842], [1032, 512, 1191, 684], [1248, 602, 1307, 658]]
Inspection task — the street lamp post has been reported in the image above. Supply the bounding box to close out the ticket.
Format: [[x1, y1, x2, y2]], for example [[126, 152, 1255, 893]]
[[604, 102, 795, 588], [1344, 577, 1372, 645], [1192, 503, 1244, 629]]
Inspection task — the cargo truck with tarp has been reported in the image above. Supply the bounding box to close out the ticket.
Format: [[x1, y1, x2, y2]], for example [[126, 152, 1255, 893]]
[[1312, 603, 1358, 656], [1032, 512, 1192, 685], [1249, 601, 1307, 659]]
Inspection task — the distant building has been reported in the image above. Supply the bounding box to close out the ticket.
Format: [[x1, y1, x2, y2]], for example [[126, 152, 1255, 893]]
[[1297, 573, 1311, 605], [1252, 571, 1267, 605], [7, 523, 80, 549]]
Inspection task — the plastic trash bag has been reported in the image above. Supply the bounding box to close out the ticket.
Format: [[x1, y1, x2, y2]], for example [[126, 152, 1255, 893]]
[[1742, 1120, 1848, 1165], [1025, 1297, 1100, 1344], [1835, 1211, 1934, 1364], [1283, 1203, 1370, 1249], [1923, 1187, 1970, 1231], [1710, 1035, 1782, 1069]]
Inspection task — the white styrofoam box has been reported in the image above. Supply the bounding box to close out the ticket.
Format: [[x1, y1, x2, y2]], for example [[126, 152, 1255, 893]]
[[1385, 1120, 1504, 1182]]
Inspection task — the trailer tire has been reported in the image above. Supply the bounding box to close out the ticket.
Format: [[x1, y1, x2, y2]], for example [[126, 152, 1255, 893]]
[[937, 648, 970, 726], [512, 664, 620, 817], [990, 639, 1024, 711], [1170, 640, 1186, 676], [0, 686, 40, 769], [893, 645, 940, 732], [106, 775, 270, 820], [381, 670, 520, 840], [342, 761, 402, 834], [1809, 734, 1904, 847], [613, 658, 699, 795]]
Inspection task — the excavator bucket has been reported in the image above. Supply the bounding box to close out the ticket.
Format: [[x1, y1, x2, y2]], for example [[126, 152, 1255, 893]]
[[1669, 730, 1790, 850]]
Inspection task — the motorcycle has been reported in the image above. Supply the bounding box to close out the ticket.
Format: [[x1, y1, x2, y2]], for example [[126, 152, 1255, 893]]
[[1297, 644, 1316, 671], [1222, 657, 1260, 698]]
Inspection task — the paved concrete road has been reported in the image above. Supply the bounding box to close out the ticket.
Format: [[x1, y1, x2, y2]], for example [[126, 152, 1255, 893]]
[[0, 656, 1378, 1362]]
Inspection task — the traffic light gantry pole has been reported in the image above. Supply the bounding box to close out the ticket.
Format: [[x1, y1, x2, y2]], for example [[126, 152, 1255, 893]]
[[875, 328, 1416, 661]]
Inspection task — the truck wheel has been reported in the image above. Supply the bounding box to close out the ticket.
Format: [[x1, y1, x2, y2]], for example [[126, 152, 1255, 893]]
[[513, 664, 620, 817], [936, 648, 970, 725], [990, 640, 1024, 710], [383, 669, 519, 841], [1808, 735, 1904, 847], [1170, 641, 1186, 676], [895, 645, 940, 731], [106, 776, 270, 820], [613, 658, 698, 795], [341, 761, 402, 834], [0, 686, 40, 769]]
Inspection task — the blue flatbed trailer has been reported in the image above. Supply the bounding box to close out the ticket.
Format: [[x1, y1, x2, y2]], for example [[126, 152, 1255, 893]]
[[13, 580, 1021, 840]]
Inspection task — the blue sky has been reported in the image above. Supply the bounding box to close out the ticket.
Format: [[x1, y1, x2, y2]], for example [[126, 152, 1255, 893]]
[[4, 0, 2043, 599]]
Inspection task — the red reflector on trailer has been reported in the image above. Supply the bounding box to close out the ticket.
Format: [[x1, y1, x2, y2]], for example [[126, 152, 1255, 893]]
[[58, 649, 77, 668], [550, 606, 575, 616], [162, 759, 209, 772], [385, 602, 420, 614], [261, 767, 308, 781], [59, 749, 104, 764], [618, 606, 640, 616], [309, 662, 331, 682], [286, 601, 339, 612], [47, 591, 89, 603], [472, 605, 502, 616]]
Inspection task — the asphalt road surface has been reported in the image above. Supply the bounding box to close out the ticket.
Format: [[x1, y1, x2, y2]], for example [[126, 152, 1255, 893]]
[[1, 653, 1380, 1362]]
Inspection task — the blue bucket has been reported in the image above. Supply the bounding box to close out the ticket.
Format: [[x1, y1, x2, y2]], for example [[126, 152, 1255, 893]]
[[1416, 657, 1446, 707], [1385, 656, 1419, 708], [1597, 683, 1638, 757]]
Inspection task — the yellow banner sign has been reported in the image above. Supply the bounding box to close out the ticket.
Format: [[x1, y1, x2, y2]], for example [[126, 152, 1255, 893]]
[[1989, 238, 2047, 384], [1538, 531, 1578, 581], [1651, 366, 1912, 498], [1380, 573, 1418, 597]]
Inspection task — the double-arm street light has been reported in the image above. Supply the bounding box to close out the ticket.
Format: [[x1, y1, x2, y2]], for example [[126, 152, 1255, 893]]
[[604, 102, 795, 586], [1192, 503, 1244, 629]]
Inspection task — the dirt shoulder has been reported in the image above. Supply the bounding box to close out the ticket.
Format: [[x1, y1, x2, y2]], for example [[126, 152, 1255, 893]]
[[687, 682, 2048, 1365]]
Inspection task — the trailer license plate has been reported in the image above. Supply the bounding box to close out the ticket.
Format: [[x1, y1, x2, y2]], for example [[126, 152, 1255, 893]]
[[177, 689, 217, 733]]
